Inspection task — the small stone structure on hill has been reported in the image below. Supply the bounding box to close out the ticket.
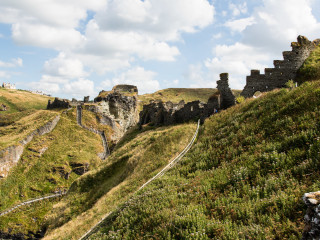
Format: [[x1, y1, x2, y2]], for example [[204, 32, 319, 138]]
[[47, 98, 71, 109], [241, 35, 320, 98], [112, 84, 138, 94], [2, 82, 16, 89], [83, 96, 90, 103]]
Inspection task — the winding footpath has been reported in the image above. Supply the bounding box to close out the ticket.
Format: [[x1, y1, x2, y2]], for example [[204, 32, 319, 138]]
[[0, 191, 66, 217], [76, 105, 110, 159], [79, 120, 200, 240]]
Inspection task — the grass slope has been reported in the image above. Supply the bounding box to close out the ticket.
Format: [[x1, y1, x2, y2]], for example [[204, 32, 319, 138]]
[[0, 88, 53, 126], [43, 123, 197, 240], [87, 81, 320, 239], [0, 109, 104, 236]]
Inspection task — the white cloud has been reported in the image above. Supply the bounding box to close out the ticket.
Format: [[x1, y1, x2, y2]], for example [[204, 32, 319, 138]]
[[62, 78, 95, 97], [0, 58, 23, 68], [43, 53, 88, 79], [229, 2, 248, 17], [101, 67, 160, 94], [29, 82, 60, 94], [186, 64, 216, 88], [225, 17, 255, 32]]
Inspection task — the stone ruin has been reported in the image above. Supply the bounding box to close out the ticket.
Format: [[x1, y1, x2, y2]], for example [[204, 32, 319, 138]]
[[241, 35, 320, 98], [47, 98, 71, 109], [83, 96, 90, 103], [2, 82, 16, 89], [89, 85, 139, 143], [216, 73, 235, 109], [112, 84, 138, 94]]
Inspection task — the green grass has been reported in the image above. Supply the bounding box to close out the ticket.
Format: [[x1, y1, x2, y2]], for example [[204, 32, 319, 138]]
[[43, 122, 197, 240], [297, 44, 320, 83], [0, 109, 104, 235], [85, 81, 320, 240], [0, 88, 53, 126], [0, 110, 59, 151]]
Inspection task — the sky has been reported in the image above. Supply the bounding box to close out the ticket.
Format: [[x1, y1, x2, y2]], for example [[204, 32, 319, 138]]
[[0, 0, 320, 99]]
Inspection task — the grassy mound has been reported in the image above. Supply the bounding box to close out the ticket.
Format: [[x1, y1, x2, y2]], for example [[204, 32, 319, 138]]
[[0, 109, 104, 236], [297, 44, 320, 83], [0, 88, 53, 126], [87, 81, 320, 239], [43, 123, 197, 239]]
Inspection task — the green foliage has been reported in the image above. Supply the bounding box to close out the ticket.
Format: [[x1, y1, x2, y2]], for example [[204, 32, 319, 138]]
[[90, 81, 320, 239], [0, 109, 103, 235], [297, 44, 320, 83], [236, 96, 245, 104], [286, 80, 296, 90]]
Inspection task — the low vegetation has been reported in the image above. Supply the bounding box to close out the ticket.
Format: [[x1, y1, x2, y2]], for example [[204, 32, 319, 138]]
[[87, 81, 320, 239], [0, 109, 104, 236], [0, 88, 53, 126], [43, 123, 197, 240]]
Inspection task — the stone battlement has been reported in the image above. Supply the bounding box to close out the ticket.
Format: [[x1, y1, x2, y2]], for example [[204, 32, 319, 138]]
[[241, 35, 320, 98]]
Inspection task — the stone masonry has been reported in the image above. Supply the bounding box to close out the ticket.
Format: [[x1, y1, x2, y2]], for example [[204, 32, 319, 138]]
[[47, 98, 71, 109], [216, 73, 235, 109], [241, 36, 320, 98]]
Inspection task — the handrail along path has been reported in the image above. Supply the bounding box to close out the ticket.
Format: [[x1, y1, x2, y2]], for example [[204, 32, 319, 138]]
[[79, 119, 200, 240]]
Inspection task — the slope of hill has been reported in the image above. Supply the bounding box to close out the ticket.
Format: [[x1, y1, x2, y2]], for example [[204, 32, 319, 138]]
[[0, 106, 106, 238], [0, 88, 53, 126], [43, 123, 197, 239], [83, 81, 320, 239]]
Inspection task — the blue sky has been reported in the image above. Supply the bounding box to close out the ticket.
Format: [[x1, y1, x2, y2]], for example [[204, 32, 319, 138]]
[[0, 0, 320, 99]]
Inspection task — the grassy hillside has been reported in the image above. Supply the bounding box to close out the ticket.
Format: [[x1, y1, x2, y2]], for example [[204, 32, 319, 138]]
[[0, 88, 53, 126], [139, 88, 218, 105], [43, 123, 197, 239], [0, 109, 104, 237], [297, 44, 320, 83], [82, 81, 320, 239]]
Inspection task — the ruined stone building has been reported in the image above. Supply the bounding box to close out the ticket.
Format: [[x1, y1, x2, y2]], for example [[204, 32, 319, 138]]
[[241, 36, 320, 98]]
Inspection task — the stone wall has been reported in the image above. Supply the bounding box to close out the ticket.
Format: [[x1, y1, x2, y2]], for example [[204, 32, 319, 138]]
[[241, 36, 320, 98], [47, 98, 71, 109], [216, 73, 235, 109]]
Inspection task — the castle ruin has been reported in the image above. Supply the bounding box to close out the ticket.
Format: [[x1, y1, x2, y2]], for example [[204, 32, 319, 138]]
[[241, 36, 320, 98]]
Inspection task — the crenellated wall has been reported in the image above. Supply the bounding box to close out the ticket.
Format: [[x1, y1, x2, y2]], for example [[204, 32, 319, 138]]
[[241, 36, 320, 98]]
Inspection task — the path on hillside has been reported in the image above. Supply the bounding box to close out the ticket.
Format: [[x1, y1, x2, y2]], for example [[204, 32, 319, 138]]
[[76, 105, 110, 159], [0, 191, 67, 217], [79, 120, 200, 240]]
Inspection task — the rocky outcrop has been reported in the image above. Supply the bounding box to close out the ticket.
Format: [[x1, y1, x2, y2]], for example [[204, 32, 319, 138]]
[[91, 91, 139, 143], [0, 115, 60, 178], [302, 191, 320, 239], [0, 104, 7, 111], [112, 84, 138, 94], [241, 36, 320, 98], [47, 98, 71, 109]]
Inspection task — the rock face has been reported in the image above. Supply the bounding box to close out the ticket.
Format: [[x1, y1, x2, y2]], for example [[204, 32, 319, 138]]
[[241, 36, 320, 98], [0, 115, 60, 178], [302, 191, 320, 239], [47, 98, 70, 109], [91, 90, 138, 143], [0, 104, 7, 111]]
